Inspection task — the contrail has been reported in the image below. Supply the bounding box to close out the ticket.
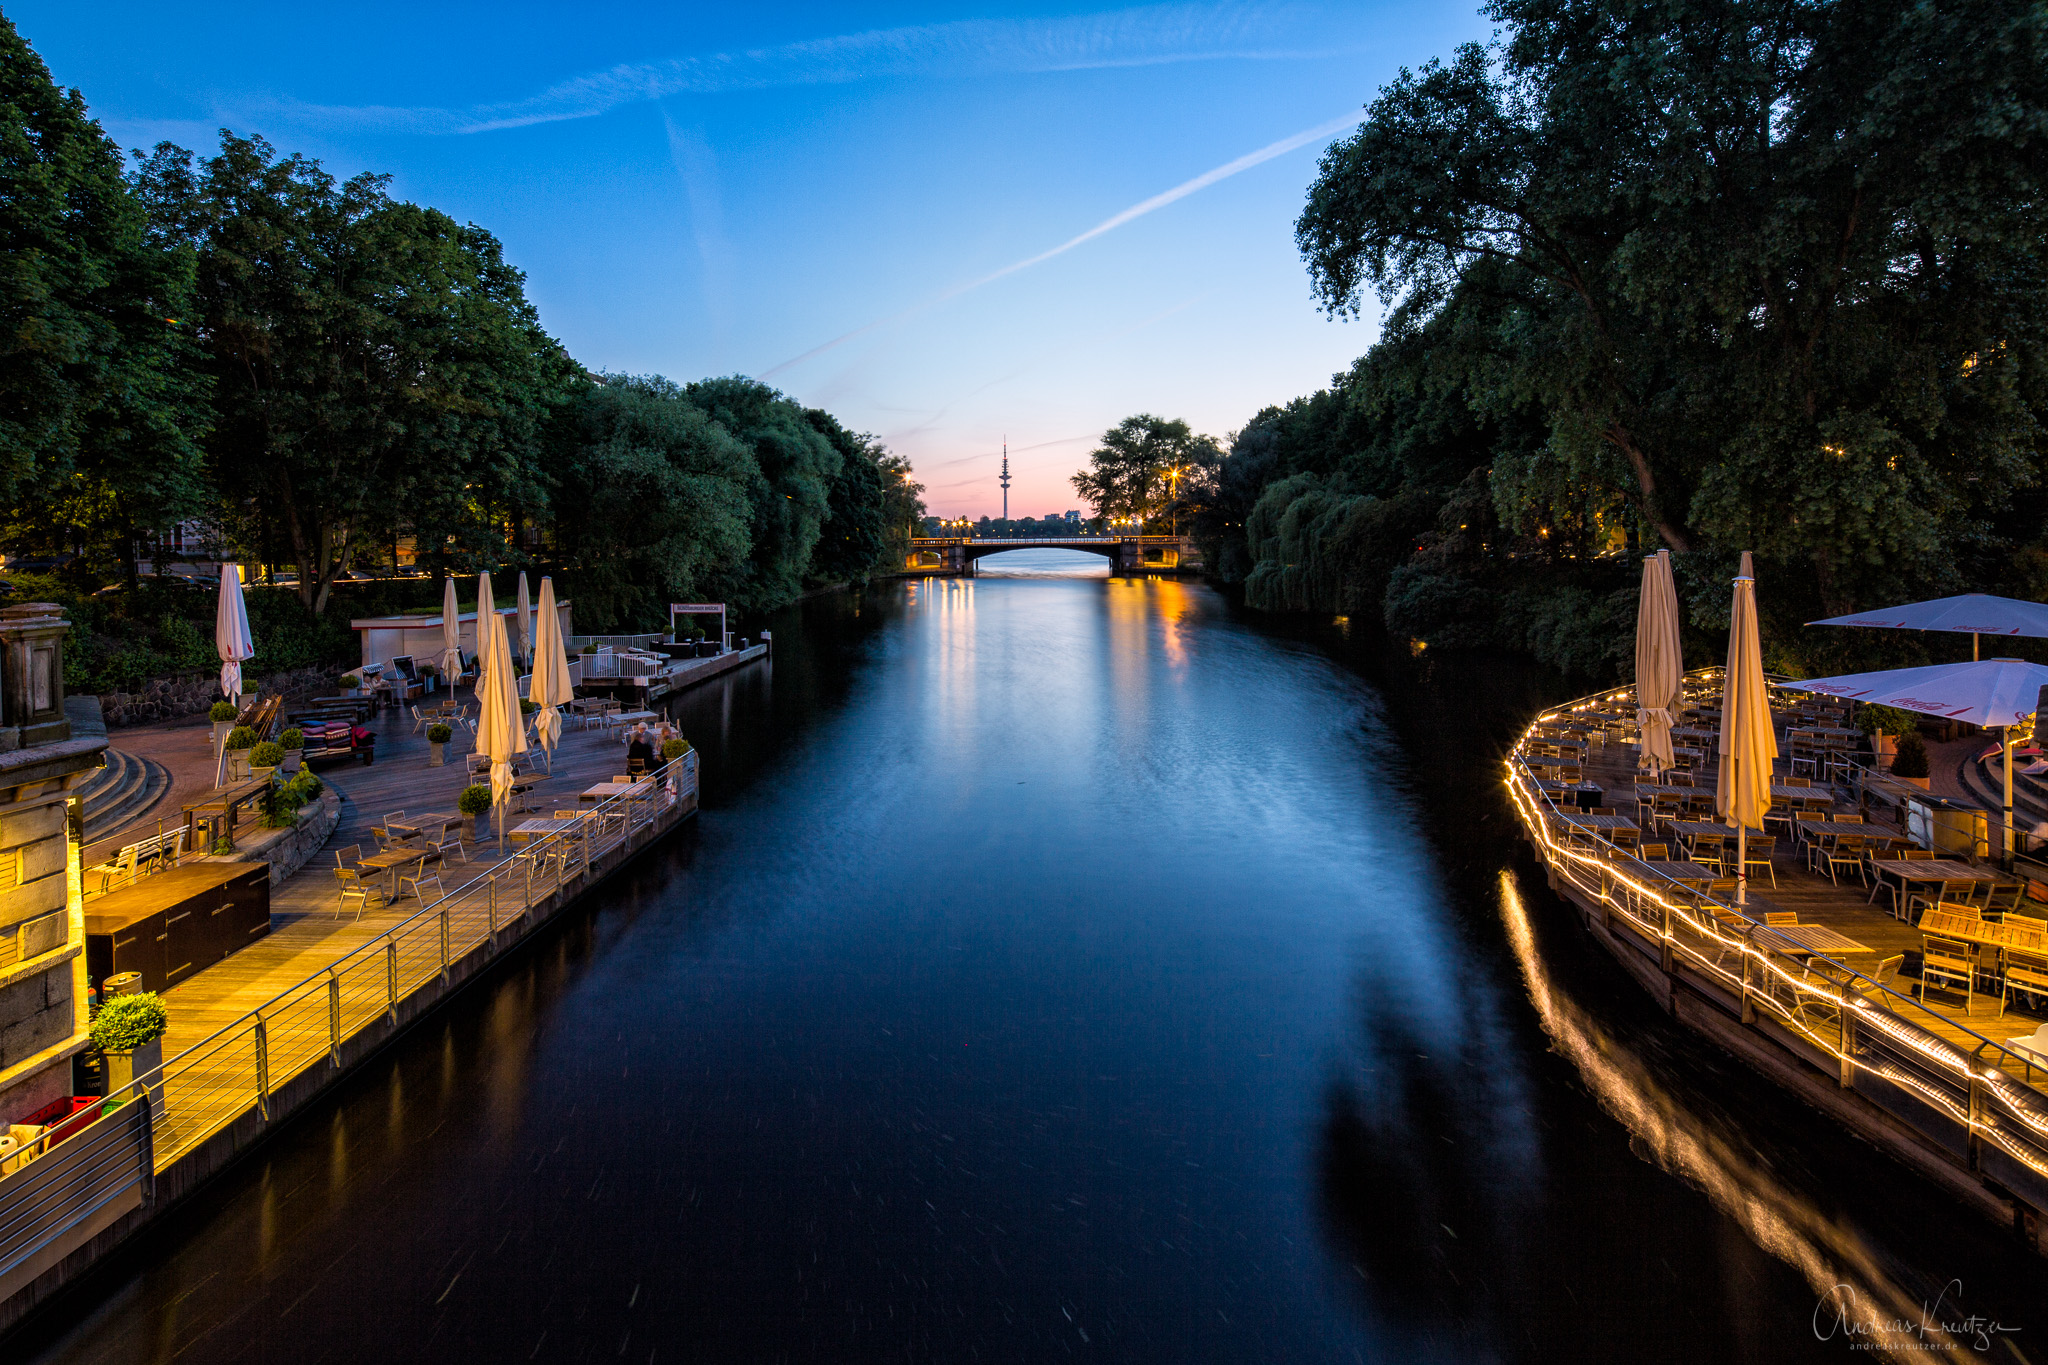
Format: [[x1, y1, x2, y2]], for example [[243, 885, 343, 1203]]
[[758, 109, 1364, 379]]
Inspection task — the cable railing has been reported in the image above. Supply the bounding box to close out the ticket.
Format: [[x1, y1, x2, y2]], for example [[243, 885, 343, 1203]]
[[8, 750, 699, 1210], [1508, 672, 2048, 1207]]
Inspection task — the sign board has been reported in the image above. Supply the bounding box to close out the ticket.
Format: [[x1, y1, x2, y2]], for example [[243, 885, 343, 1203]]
[[668, 602, 730, 650]]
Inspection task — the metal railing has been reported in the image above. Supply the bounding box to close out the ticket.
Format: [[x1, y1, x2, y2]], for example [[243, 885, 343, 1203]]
[[1510, 672, 2048, 1207], [0, 748, 699, 1254]]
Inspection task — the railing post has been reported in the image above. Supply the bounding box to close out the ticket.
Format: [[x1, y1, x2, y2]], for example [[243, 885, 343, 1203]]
[[1967, 1072, 1984, 1172], [1740, 941, 1756, 1024], [327, 972, 341, 1066], [1659, 896, 1674, 973], [1838, 998, 1856, 1088], [439, 906, 450, 981], [136, 1089, 157, 1203], [255, 1016, 271, 1120], [488, 872, 498, 945], [386, 940, 399, 1018]]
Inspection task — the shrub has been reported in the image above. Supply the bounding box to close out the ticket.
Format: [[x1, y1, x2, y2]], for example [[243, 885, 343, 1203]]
[[661, 737, 690, 760], [209, 701, 238, 723], [1859, 704, 1921, 738], [286, 771, 323, 802], [457, 784, 493, 817], [340, 674, 361, 688], [225, 725, 257, 751], [249, 740, 284, 768], [520, 699, 537, 714], [1891, 731, 1930, 778], [91, 993, 168, 1051], [428, 723, 453, 744]]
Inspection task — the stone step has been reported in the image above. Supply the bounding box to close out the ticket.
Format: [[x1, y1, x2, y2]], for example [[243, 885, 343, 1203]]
[[79, 748, 174, 847], [1954, 743, 2048, 830]]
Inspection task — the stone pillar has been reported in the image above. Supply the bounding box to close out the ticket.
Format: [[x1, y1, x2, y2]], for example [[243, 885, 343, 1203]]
[[0, 603, 71, 751]]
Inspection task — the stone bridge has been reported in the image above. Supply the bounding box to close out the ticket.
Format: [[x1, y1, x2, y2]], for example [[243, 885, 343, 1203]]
[[901, 536, 1197, 576]]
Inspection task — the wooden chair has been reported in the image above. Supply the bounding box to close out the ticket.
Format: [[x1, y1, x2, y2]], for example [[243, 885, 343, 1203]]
[[1998, 951, 2048, 1017], [411, 705, 432, 734], [1687, 832, 1727, 873], [1743, 835, 1778, 888], [1981, 881, 2024, 915], [1856, 954, 1906, 996], [1639, 843, 1669, 861], [1823, 834, 1867, 887], [334, 865, 379, 921], [399, 860, 445, 904], [1918, 935, 1978, 1011], [370, 826, 413, 854], [433, 834, 467, 867], [93, 842, 140, 894], [381, 810, 406, 829], [334, 843, 362, 869], [1763, 911, 1798, 927]]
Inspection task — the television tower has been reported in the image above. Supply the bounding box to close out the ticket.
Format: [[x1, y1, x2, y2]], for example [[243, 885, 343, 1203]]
[[999, 437, 1011, 521]]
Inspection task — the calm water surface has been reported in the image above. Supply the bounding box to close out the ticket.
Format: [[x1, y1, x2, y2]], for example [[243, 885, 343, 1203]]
[[17, 550, 2048, 1362]]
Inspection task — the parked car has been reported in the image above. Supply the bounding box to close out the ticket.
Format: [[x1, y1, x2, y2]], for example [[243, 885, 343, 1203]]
[[3, 553, 77, 574]]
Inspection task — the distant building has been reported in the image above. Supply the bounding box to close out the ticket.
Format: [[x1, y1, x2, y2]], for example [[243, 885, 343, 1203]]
[[1064, 511, 1081, 523]]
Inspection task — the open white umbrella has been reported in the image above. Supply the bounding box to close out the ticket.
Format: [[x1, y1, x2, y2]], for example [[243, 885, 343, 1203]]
[[1809, 593, 2048, 660], [214, 563, 253, 701], [515, 572, 533, 668], [1717, 576, 1778, 906], [1786, 658, 2048, 863], [474, 575, 528, 844], [438, 575, 463, 686], [530, 576, 572, 766], [1634, 549, 1684, 777]]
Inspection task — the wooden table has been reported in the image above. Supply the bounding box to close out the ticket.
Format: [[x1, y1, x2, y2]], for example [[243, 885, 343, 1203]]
[[182, 778, 273, 851], [1867, 859, 2012, 918], [1637, 860, 1719, 886], [1672, 726, 1719, 742], [357, 847, 431, 899], [580, 781, 659, 803], [608, 709, 659, 730], [510, 817, 584, 845], [387, 811, 460, 839], [1919, 905, 2048, 955], [1756, 924, 1873, 958]]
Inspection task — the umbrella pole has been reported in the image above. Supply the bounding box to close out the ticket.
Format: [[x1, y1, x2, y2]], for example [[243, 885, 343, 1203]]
[[1735, 754, 1747, 908], [1974, 632, 1980, 662], [2004, 727, 2015, 868]]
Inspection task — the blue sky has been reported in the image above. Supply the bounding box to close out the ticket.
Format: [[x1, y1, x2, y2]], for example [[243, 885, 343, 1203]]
[[13, 2, 1488, 517]]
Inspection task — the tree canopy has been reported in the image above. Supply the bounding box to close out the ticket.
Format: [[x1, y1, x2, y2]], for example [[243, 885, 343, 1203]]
[[1071, 415, 1222, 528]]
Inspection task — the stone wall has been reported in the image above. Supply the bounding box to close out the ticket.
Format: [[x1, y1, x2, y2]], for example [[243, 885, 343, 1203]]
[[97, 666, 335, 729]]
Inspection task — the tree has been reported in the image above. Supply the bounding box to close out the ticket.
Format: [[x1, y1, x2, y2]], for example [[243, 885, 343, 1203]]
[[0, 13, 208, 576], [134, 132, 572, 614], [1297, 0, 2048, 614], [682, 377, 841, 611], [1070, 414, 1221, 528], [546, 375, 756, 631], [804, 408, 888, 586]]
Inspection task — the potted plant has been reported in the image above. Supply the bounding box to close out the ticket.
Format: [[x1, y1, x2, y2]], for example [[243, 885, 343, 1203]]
[[661, 737, 691, 762], [1859, 704, 1917, 762], [340, 673, 362, 697], [248, 739, 285, 781], [209, 700, 238, 751], [279, 727, 305, 770], [93, 992, 169, 1108], [428, 722, 453, 766], [458, 783, 493, 840], [1891, 732, 1932, 789], [520, 699, 538, 716]]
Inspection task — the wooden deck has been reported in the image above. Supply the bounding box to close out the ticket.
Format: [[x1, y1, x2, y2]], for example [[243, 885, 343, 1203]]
[[1574, 738, 2048, 1075], [89, 696, 704, 1169]]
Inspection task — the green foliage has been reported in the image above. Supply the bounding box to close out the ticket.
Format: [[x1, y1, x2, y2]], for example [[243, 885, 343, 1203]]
[[457, 783, 492, 817], [248, 739, 283, 767], [1072, 415, 1220, 526], [427, 723, 452, 744], [279, 727, 303, 749], [1858, 705, 1921, 739], [1891, 731, 1931, 779], [661, 737, 690, 760], [0, 16, 209, 570], [208, 701, 236, 722], [339, 675, 360, 688], [224, 724, 255, 750], [283, 770, 321, 803], [90, 992, 167, 1050], [685, 376, 844, 613]]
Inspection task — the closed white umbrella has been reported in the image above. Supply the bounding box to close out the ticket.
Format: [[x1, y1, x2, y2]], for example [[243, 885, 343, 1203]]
[[530, 576, 572, 763], [474, 575, 528, 842], [474, 570, 495, 702], [438, 575, 463, 686], [515, 572, 533, 668], [214, 563, 253, 701], [1634, 549, 1684, 777], [1717, 576, 1778, 906], [1786, 658, 2048, 862]]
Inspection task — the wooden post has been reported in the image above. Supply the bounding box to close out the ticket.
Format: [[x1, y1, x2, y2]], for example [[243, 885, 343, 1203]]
[[326, 972, 341, 1066], [254, 1017, 271, 1120]]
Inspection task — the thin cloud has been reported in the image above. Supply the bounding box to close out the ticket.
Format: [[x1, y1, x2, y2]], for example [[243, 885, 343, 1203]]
[[759, 111, 1361, 381], [262, 5, 1355, 136]]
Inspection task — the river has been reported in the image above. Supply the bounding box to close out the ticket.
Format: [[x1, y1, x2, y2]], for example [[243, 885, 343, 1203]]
[[15, 550, 2047, 1362]]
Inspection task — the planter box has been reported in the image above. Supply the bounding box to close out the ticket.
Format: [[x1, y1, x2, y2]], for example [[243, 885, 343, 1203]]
[[429, 741, 446, 767], [103, 1036, 163, 1107]]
